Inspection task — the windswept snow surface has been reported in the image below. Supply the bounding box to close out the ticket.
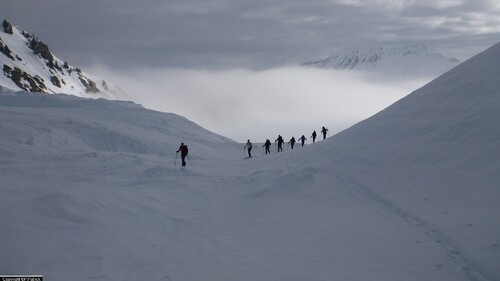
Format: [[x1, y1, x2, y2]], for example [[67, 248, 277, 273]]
[[1, 44, 499, 281]]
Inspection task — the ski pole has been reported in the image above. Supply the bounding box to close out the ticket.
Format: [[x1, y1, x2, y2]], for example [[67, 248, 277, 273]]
[[175, 152, 178, 166], [187, 155, 193, 166]]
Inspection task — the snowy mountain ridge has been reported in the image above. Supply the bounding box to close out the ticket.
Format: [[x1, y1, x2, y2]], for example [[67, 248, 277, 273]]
[[303, 44, 460, 78], [0, 19, 126, 99]]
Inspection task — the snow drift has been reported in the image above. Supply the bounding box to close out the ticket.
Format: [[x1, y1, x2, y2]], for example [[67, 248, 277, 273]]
[[0, 89, 238, 159]]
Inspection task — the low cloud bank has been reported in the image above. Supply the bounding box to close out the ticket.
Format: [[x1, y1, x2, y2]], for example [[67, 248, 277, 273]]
[[89, 66, 428, 142]]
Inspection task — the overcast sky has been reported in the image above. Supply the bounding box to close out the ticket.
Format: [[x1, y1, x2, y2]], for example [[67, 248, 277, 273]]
[[2, 0, 500, 69], [2, 0, 500, 142]]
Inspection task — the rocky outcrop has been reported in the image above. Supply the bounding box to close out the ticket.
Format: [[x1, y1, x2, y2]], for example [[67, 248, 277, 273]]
[[0, 37, 15, 61], [29, 37, 52, 61], [50, 75, 61, 88], [78, 76, 100, 93], [3, 19, 13, 35], [1, 19, 125, 99], [28, 37, 64, 73], [3, 64, 47, 92]]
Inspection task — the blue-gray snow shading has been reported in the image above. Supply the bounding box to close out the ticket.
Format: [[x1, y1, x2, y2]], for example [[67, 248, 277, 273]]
[[311, 42, 500, 280], [0, 90, 238, 159]]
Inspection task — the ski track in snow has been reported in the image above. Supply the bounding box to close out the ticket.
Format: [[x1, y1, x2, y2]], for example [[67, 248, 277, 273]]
[[238, 148, 492, 281], [327, 169, 491, 281], [0, 142, 490, 281]]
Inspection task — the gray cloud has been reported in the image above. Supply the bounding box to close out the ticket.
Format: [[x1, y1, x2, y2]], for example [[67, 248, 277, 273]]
[[3, 0, 497, 143], [2, 0, 499, 69]]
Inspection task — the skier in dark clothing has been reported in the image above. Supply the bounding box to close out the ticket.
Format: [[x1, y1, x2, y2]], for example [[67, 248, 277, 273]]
[[321, 126, 328, 140], [311, 130, 317, 143], [244, 139, 253, 158], [298, 135, 307, 146], [176, 142, 189, 166], [275, 135, 284, 152], [263, 139, 271, 154], [288, 137, 296, 149]]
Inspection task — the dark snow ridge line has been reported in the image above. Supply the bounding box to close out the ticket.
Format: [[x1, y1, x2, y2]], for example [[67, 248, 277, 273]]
[[330, 168, 493, 281]]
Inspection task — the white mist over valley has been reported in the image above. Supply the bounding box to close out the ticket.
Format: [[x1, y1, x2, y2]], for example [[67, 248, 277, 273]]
[[88, 65, 428, 142]]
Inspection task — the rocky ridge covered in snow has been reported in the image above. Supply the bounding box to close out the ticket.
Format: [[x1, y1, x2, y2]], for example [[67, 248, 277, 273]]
[[0, 19, 126, 99]]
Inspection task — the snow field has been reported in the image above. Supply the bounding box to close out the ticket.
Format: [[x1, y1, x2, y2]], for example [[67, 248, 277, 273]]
[[0, 91, 487, 281], [0, 142, 483, 281]]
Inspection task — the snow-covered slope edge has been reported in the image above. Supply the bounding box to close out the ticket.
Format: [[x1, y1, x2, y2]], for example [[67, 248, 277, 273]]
[[314, 42, 500, 279], [0, 88, 238, 160], [303, 44, 460, 79], [0, 19, 127, 99]]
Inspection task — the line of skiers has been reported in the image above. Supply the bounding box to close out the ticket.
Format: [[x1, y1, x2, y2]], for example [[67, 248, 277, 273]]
[[243, 126, 328, 158], [177, 126, 329, 164]]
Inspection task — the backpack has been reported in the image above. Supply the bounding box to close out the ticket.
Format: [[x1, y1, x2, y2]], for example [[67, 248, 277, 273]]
[[181, 145, 188, 155]]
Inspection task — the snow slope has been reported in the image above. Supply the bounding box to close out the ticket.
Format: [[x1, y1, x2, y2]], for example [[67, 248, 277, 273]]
[[303, 44, 460, 79], [0, 20, 127, 99], [0, 88, 238, 159], [1, 43, 499, 281], [309, 42, 500, 280]]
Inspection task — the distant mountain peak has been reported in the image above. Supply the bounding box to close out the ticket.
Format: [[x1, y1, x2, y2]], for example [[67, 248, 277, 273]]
[[303, 44, 460, 78], [0, 19, 127, 99]]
